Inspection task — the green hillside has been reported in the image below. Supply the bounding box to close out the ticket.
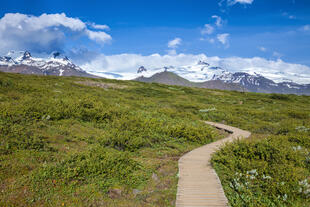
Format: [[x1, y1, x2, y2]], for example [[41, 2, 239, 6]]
[[0, 72, 310, 207]]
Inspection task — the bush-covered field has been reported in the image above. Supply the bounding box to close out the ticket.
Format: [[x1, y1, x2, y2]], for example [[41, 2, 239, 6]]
[[0, 72, 309, 206], [0, 72, 220, 207]]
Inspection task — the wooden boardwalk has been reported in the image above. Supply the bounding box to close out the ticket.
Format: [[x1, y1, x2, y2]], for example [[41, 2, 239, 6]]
[[175, 121, 251, 207]]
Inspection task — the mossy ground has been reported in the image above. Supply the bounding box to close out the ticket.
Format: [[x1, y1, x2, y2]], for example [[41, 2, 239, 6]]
[[0, 72, 309, 206]]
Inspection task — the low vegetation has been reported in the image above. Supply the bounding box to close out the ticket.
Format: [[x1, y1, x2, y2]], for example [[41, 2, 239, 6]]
[[0, 72, 309, 206], [0, 72, 219, 206]]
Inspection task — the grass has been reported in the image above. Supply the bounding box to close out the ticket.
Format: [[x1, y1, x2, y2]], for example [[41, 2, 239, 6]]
[[0, 72, 220, 206], [0, 72, 309, 206]]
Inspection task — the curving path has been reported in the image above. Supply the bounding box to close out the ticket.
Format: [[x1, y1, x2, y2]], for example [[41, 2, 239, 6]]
[[175, 121, 251, 207]]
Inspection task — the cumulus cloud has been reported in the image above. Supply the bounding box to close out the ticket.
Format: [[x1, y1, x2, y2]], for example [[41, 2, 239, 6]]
[[81, 53, 310, 84], [200, 37, 216, 44], [217, 33, 230, 46], [219, 0, 253, 7], [168, 38, 182, 48], [201, 16, 225, 45], [85, 29, 112, 44], [82, 53, 207, 75], [0, 13, 111, 54], [201, 24, 214, 35], [228, 0, 254, 5], [167, 38, 182, 55], [88, 23, 110, 30], [211, 15, 223, 27]]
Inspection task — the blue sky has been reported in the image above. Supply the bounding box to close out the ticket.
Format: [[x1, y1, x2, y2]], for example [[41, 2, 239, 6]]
[[0, 0, 310, 81]]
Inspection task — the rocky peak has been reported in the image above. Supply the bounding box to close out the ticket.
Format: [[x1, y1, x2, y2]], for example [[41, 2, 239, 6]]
[[1, 56, 12, 62], [197, 60, 210, 66], [163, 66, 174, 72], [137, 66, 147, 73], [209, 66, 223, 70], [52, 51, 61, 58], [22, 51, 32, 60]]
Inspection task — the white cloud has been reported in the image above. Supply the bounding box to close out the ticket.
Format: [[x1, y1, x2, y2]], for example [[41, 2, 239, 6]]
[[199, 38, 215, 44], [302, 25, 310, 31], [217, 33, 230, 46], [201, 24, 214, 35], [282, 12, 296, 19], [219, 0, 253, 9], [81, 53, 310, 84], [85, 29, 112, 44], [211, 15, 223, 27], [258, 46, 267, 52], [216, 56, 310, 84], [88, 23, 110, 30], [208, 38, 216, 44], [272, 51, 283, 58], [201, 16, 226, 45], [167, 49, 177, 56], [83, 53, 207, 76], [228, 0, 254, 5], [0, 13, 111, 53], [168, 38, 182, 48]]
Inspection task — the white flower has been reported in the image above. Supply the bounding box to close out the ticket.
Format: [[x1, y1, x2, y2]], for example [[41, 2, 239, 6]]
[[247, 169, 258, 176], [262, 175, 272, 179], [296, 126, 310, 132], [292, 145, 302, 151], [199, 107, 216, 113]]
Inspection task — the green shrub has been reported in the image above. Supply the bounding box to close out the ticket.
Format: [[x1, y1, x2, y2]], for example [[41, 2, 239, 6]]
[[32, 148, 146, 193], [269, 94, 291, 101], [0, 72, 309, 206], [212, 135, 310, 206], [0, 123, 54, 154], [98, 111, 216, 151]]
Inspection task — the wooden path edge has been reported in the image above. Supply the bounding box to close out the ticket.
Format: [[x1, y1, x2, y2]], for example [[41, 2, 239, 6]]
[[175, 121, 251, 207]]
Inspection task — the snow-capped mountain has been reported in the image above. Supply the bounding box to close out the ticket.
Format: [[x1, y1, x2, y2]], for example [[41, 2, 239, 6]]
[[135, 61, 310, 95], [137, 66, 147, 73], [212, 71, 310, 94], [135, 61, 229, 82], [135, 71, 246, 92], [0, 51, 95, 77], [1, 51, 309, 95]]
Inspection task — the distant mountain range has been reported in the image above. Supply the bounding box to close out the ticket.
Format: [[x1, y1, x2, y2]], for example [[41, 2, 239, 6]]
[[0, 51, 96, 78], [135, 61, 310, 95], [135, 71, 246, 92], [0, 51, 309, 95]]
